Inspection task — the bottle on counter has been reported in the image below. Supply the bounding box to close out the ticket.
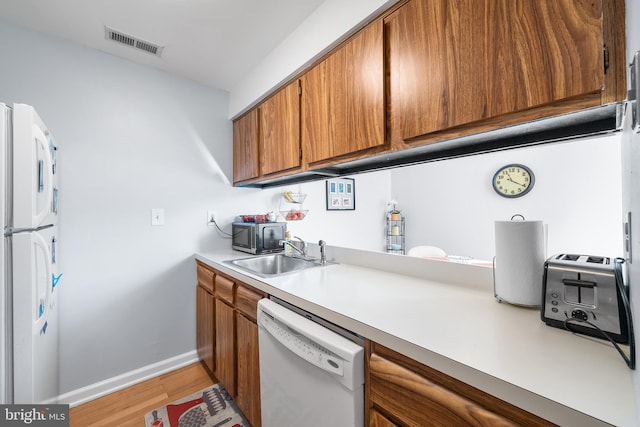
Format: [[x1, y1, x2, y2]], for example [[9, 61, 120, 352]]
[[283, 231, 293, 255]]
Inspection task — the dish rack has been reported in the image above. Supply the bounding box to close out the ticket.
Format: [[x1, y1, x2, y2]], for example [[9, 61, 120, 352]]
[[280, 191, 308, 221]]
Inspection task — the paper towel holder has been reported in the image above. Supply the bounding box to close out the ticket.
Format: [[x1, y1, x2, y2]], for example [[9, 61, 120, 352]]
[[492, 257, 543, 307], [493, 215, 546, 307]]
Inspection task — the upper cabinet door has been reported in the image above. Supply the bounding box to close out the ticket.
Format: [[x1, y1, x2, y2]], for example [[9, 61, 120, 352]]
[[260, 80, 301, 176], [233, 109, 260, 184], [302, 20, 385, 165], [387, 0, 612, 145]]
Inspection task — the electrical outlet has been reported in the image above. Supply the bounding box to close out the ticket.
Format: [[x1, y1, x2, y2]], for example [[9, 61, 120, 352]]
[[207, 210, 216, 227]]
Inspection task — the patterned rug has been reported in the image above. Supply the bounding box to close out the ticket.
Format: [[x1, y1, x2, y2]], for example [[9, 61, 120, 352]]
[[144, 383, 250, 427]]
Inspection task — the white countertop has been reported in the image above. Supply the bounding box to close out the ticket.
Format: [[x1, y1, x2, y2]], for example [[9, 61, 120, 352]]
[[196, 246, 638, 427]]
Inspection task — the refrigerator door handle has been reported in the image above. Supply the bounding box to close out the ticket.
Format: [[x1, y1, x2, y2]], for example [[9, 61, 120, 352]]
[[32, 231, 52, 332], [51, 236, 57, 264], [32, 124, 53, 226], [38, 159, 44, 192], [52, 188, 59, 214]]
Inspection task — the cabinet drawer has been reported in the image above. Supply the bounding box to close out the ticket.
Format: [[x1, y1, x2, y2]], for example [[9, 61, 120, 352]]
[[369, 407, 398, 427], [196, 262, 215, 293], [236, 285, 266, 321], [368, 343, 555, 427], [369, 352, 517, 427], [215, 275, 235, 305]]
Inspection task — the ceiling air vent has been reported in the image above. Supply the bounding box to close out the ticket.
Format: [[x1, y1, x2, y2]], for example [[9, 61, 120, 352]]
[[104, 26, 164, 57]]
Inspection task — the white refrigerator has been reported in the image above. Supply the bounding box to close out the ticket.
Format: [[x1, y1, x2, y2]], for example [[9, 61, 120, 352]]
[[1, 103, 60, 404]]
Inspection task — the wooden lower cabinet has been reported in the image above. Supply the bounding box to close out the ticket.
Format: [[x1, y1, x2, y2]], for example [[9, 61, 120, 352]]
[[215, 298, 236, 397], [369, 407, 400, 427], [236, 312, 262, 427], [196, 284, 215, 373], [235, 284, 266, 427], [366, 342, 555, 427], [195, 261, 265, 427], [196, 262, 215, 373]]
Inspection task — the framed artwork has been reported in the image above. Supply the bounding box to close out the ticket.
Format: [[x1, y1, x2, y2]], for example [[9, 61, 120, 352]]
[[326, 178, 355, 210]]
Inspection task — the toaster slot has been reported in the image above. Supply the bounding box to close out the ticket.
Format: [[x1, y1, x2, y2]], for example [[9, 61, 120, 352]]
[[562, 277, 596, 307]]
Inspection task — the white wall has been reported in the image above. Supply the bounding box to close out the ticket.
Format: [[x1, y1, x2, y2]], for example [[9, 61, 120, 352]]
[[0, 18, 228, 394], [391, 134, 624, 261], [275, 171, 391, 252]]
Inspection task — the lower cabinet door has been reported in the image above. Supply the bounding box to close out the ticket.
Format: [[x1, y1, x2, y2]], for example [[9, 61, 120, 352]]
[[196, 285, 214, 373], [236, 312, 261, 427], [215, 299, 236, 397]]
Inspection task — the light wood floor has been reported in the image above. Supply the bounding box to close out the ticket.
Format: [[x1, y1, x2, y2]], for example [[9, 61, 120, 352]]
[[69, 362, 216, 427]]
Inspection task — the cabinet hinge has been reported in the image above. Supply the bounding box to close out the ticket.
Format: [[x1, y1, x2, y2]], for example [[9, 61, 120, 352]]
[[298, 85, 302, 96], [603, 45, 610, 74]]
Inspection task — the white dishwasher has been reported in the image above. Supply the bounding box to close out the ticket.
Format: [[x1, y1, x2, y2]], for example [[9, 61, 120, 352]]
[[257, 297, 364, 427]]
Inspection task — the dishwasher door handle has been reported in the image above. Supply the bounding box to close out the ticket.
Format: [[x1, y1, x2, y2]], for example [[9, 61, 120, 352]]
[[260, 311, 345, 377]]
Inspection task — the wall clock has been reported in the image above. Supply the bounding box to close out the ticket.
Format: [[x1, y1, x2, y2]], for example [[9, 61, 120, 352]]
[[492, 164, 535, 198]]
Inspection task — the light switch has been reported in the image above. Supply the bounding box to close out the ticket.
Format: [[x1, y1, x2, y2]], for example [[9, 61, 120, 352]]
[[151, 208, 165, 226]]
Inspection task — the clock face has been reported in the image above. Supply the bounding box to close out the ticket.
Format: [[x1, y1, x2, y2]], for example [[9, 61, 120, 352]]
[[492, 164, 534, 198]]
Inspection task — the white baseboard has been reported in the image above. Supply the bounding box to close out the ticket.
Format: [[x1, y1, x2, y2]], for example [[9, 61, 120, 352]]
[[58, 350, 199, 407]]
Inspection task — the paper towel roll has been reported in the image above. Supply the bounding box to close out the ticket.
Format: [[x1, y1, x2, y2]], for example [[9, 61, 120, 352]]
[[494, 219, 546, 307]]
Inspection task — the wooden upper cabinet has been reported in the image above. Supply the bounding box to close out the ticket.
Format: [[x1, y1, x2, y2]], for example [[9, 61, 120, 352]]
[[302, 20, 385, 165], [386, 0, 625, 146], [260, 80, 302, 176], [232, 0, 625, 185], [233, 109, 260, 184]]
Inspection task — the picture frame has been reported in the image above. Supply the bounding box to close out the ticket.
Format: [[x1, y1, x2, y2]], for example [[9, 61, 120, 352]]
[[326, 178, 355, 210]]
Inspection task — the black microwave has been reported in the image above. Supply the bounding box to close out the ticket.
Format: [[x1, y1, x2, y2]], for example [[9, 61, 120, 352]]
[[232, 222, 286, 254]]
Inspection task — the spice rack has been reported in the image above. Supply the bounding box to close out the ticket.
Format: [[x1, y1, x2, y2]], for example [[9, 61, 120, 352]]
[[385, 211, 405, 254]]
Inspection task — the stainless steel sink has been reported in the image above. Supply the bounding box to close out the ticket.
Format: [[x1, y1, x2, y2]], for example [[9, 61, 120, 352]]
[[225, 254, 324, 277]]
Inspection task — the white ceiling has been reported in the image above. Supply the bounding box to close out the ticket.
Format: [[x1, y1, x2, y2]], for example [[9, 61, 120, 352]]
[[0, 0, 326, 92]]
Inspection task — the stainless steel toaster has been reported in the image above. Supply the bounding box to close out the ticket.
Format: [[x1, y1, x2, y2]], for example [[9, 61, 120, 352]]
[[541, 254, 629, 343]]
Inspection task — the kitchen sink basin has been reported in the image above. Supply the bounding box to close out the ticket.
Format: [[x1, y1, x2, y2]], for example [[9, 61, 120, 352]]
[[225, 254, 325, 277]]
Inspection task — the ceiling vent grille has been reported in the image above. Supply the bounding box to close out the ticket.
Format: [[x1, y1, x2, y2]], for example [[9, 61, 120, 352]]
[[104, 26, 164, 57]]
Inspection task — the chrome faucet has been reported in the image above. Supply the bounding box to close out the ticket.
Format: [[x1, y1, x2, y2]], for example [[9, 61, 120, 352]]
[[319, 240, 327, 265], [291, 236, 307, 256], [280, 236, 307, 258]]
